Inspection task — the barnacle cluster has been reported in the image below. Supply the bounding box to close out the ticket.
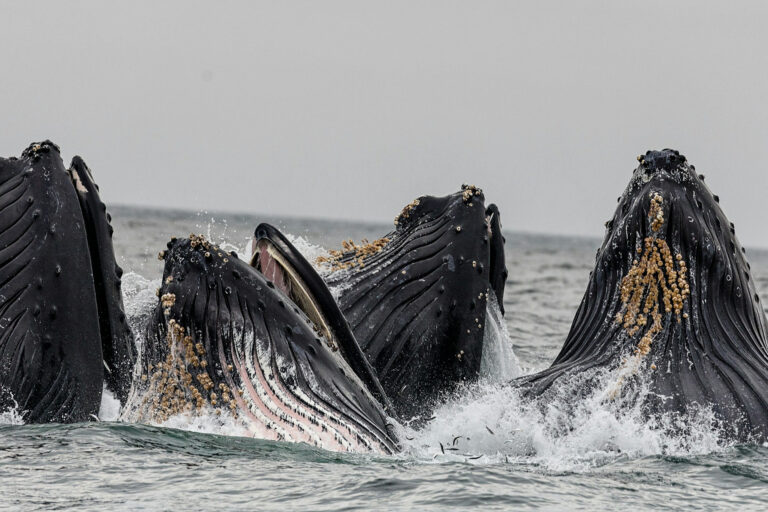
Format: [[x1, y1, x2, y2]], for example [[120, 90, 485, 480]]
[[649, 192, 664, 231], [461, 184, 482, 203], [394, 198, 421, 226], [316, 237, 390, 272], [160, 293, 176, 310], [610, 191, 690, 392], [189, 232, 211, 250], [138, 318, 240, 422], [614, 193, 690, 361]]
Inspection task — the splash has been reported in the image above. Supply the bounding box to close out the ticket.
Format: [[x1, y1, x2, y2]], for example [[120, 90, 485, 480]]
[[99, 386, 121, 421], [480, 293, 521, 382], [0, 397, 24, 425], [403, 363, 728, 471], [284, 233, 331, 268]]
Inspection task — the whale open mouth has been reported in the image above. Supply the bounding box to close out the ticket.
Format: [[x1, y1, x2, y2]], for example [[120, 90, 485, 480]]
[[249, 224, 396, 417], [251, 238, 338, 350]]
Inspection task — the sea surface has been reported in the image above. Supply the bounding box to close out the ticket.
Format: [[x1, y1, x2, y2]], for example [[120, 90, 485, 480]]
[[2, 205, 768, 511]]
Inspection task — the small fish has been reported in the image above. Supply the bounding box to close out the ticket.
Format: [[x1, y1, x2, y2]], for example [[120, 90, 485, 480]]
[[452, 436, 462, 446], [468, 454, 483, 460], [486, 426, 495, 435], [439, 442, 445, 454], [446, 447, 459, 451]]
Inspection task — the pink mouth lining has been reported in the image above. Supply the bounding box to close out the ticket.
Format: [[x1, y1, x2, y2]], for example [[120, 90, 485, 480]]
[[254, 241, 291, 297]]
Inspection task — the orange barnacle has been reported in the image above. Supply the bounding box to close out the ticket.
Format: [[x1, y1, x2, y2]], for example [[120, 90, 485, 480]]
[[610, 193, 691, 394]]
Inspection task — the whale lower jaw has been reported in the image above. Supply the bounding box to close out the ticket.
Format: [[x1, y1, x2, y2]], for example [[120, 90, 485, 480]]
[[124, 307, 396, 453], [124, 236, 398, 454], [221, 325, 389, 452], [124, 319, 392, 453]]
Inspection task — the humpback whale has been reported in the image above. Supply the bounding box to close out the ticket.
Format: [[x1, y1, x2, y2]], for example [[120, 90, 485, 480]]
[[126, 234, 399, 453], [520, 150, 768, 441], [315, 186, 507, 422], [0, 141, 135, 422]]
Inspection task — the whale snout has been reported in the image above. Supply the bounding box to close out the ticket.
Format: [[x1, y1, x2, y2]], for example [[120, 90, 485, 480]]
[[637, 149, 687, 173]]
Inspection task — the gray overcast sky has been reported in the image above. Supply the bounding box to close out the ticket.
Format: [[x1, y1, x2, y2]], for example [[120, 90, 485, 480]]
[[1, 1, 767, 246]]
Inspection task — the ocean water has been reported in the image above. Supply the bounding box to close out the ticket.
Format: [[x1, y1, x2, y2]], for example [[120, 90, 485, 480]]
[[2, 205, 768, 511]]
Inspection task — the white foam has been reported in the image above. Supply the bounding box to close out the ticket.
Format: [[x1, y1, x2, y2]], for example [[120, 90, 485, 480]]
[[122, 272, 161, 332], [98, 386, 121, 421], [401, 365, 728, 471], [0, 399, 24, 425]]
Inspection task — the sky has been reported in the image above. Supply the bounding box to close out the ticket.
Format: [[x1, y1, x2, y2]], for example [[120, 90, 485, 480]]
[[1, 1, 767, 247]]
